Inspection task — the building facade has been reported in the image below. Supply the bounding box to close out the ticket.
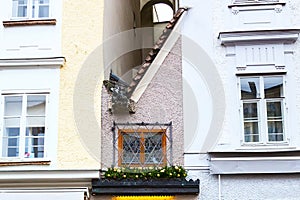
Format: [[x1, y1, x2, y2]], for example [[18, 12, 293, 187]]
[[0, 0, 103, 199], [2, 0, 300, 200], [181, 0, 300, 199]]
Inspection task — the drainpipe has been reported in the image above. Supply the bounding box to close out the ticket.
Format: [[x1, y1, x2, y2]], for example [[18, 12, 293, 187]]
[[218, 174, 222, 200]]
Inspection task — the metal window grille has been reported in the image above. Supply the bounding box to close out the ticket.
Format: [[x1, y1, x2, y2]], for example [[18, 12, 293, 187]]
[[112, 122, 173, 168]]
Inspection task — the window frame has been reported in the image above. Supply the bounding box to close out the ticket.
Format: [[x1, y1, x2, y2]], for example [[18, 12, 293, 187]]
[[11, 0, 51, 20], [0, 92, 49, 160], [239, 75, 287, 145], [118, 129, 167, 167]]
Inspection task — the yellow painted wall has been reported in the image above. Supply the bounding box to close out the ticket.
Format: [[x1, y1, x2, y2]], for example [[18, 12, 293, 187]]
[[58, 0, 104, 169]]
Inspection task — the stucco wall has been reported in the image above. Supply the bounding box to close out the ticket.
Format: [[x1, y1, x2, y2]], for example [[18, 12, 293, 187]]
[[101, 39, 184, 168], [188, 170, 300, 200], [58, 0, 104, 169]]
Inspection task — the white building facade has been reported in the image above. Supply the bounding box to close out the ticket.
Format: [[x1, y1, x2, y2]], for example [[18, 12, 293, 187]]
[[0, 1, 99, 199], [182, 0, 300, 199]]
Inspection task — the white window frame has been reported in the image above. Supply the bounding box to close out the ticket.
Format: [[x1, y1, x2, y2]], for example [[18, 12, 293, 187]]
[[0, 91, 49, 160], [11, 0, 51, 20], [239, 75, 287, 145]]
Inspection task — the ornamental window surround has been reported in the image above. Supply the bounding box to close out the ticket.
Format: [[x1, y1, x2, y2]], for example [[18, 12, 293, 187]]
[[112, 122, 173, 168]]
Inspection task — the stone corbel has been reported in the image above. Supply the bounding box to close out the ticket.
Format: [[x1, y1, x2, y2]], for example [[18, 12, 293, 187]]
[[274, 4, 283, 13], [231, 6, 239, 15]]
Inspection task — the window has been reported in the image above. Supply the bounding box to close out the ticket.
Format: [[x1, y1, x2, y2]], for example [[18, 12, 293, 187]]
[[118, 129, 167, 167], [240, 76, 285, 143], [1, 93, 48, 159], [12, 0, 50, 19]]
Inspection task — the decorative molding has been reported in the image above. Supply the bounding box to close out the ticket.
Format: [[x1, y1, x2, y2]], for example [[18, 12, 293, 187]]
[[228, 2, 286, 8], [0, 160, 50, 166], [209, 150, 300, 174], [231, 7, 239, 15], [219, 29, 300, 45], [274, 4, 283, 13], [0, 57, 66, 68], [3, 19, 56, 27], [0, 169, 100, 182]]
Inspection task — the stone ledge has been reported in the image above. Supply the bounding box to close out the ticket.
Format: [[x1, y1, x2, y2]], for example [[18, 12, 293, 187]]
[[0, 160, 50, 166], [3, 19, 56, 27]]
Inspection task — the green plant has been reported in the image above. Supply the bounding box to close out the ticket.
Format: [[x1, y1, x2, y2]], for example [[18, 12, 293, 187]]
[[103, 166, 187, 180]]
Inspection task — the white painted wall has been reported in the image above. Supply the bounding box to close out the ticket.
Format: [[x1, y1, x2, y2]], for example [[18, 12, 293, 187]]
[[0, 67, 60, 170], [0, 1, 62, 58], [181, 0, 300, 170]]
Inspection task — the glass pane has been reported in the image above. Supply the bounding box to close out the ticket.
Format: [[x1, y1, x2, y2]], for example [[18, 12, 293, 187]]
[[26, 127, 45, 136], [268, 121, 283, 134], [2, 128, 20, 157], [244, 122, 259, 142], [25, 127, 45, 158], [268, 134, 284, 142], [243, 102, 258, 119], [264, 76, 283, 98], [18, 5, 27, 17], [240, 77, 260, 99], [5, 96, 22, 116], [144, 133, 163, 164], [39, 0, 49, 4], [7, 148, 19, 157], [267, 101, 282, 119], [27, 95, 46, 115], [12, 0, 28, 17], [38, 6, 49, 17], [264, 77, 283, 98], [122, 134, 140, 164]]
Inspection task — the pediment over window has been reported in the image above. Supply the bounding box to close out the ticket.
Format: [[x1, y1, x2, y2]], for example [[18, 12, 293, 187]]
[[219, 29, 300, 46]]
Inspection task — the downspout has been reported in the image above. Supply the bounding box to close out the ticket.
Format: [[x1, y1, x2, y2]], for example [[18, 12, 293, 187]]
[[218, 174, 222, 200]]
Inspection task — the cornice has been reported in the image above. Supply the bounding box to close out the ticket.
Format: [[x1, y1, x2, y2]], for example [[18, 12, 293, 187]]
[[219, 29, 300, 45]]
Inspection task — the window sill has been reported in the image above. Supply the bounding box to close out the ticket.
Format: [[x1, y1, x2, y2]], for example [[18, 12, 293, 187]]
[[228, 2, 285, 8], [3, 19, 56, 27], [0, 160, 51, 166]]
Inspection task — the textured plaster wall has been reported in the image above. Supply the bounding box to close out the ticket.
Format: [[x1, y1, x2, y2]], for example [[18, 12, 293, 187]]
[[57, 0, 104, 169], [101, 39, 184, 168], [189, 171, 300, 200]]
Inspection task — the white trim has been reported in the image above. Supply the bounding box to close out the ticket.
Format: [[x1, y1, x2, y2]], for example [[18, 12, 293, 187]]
[[211, 156, 300, 161], [0, 57, 65, 68], [0, 169, 99, 181], [219, 29, 300, 45], [0, 188, 88, 193]]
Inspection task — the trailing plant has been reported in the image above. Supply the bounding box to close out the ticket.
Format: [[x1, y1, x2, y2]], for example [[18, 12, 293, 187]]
[[103, 166, 187, 180]]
